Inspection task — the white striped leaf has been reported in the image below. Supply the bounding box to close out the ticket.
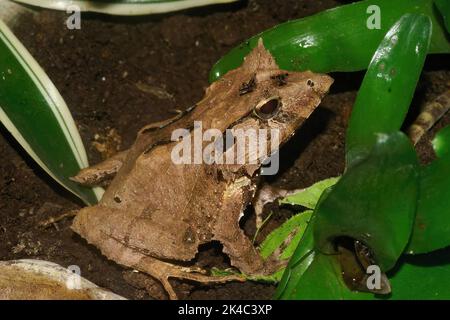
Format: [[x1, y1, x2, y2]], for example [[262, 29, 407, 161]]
[[12, 0, 240, 15], [0, 18, 103, 204]]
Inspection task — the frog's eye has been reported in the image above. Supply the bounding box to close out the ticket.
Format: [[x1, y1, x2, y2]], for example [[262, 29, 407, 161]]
[[254, 96, 281, 120]]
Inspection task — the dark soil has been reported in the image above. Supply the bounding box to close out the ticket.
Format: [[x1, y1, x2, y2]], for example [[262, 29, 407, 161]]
[[0, 0, 449, 300]]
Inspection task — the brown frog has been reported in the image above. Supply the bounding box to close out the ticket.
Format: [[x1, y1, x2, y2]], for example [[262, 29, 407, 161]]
[[71, 40, 333, 299]]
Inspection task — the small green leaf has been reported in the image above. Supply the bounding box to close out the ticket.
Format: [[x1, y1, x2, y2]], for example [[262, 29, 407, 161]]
[[432, 124, 450, 158], [0, 19, 102, 204], [274, 216, 316, 299], [407, 125, 450, 254], [279, 177, 339, 209], [346, 13, 432, 167], [12, 0, 239, 15], [259, 210, 313, 261]]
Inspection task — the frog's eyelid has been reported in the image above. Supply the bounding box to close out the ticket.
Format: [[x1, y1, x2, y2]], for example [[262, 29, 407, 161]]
[[253, 96, 282, 120], [239, 74, 257, 96]]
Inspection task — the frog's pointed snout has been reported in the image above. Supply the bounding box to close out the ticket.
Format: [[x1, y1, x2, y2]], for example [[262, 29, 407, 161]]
[[71, 207, 95, 240], [71, 205, 112, 248], [310, 73, 334, 95]]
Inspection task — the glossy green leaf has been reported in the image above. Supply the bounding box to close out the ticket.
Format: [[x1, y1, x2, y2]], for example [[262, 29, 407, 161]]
[[0, 19, 102, 204], [314, 132, 420, 271], [279, 252, 374, 300], [274, 12, 447, 301], [407, 125, 450, 254], [346, 13, 432, 167], [432, 124, 450, 158], [209, 0, 449, 82], [276, 131, 449, 299], [387, 249, 450, 299], [12, 0, 239, 15], [278, 248, 450, 300], [279, 177, 339, 209]]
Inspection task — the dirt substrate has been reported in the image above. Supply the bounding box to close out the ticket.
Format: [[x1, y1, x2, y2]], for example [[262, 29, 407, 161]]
[[0, 0, 449, 299]]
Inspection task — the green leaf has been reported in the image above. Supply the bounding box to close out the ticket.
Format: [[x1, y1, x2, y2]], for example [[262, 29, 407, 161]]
[[0, 19, 102, 205], [12, 0, 239, 15], [432, 124, 450, 158], [279, 198, 450, 300], [259, 210, 313, 261], [210, 0, 449, 82], [275, 12, 447, 301], [407, 125, 450, 254], [278, 252, 374, 300], [387, 249, 450, 299], [274, 214, 316, 299], [314, 132, 420, 271], [346, 13, 432, 167], [277, 248, 450, 299], [279, 177, 339, 209]]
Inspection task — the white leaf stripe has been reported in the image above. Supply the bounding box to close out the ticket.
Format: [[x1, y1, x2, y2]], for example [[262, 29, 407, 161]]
[[13, 0, 239, 15]]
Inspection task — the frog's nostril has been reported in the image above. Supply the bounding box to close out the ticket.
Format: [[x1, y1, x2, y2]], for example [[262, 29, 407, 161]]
[[114, 195, 122, 203], [254, 96, 281, 120]]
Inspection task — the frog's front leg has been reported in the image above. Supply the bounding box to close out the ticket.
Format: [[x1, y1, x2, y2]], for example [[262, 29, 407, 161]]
[[213, 181, 287, 276], [71, 150, 128, 187]]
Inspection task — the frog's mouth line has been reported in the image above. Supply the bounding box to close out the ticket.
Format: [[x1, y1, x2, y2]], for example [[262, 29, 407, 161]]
[[105, 232, 199, 266], [105, 231, 233, 271]]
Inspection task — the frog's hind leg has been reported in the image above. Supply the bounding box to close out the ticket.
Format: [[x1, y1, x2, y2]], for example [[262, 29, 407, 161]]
[[134, 256, 244, 300], [214, 184, 287, 277], [71, 150, 128, 187], [72, 205, 244, 300]]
